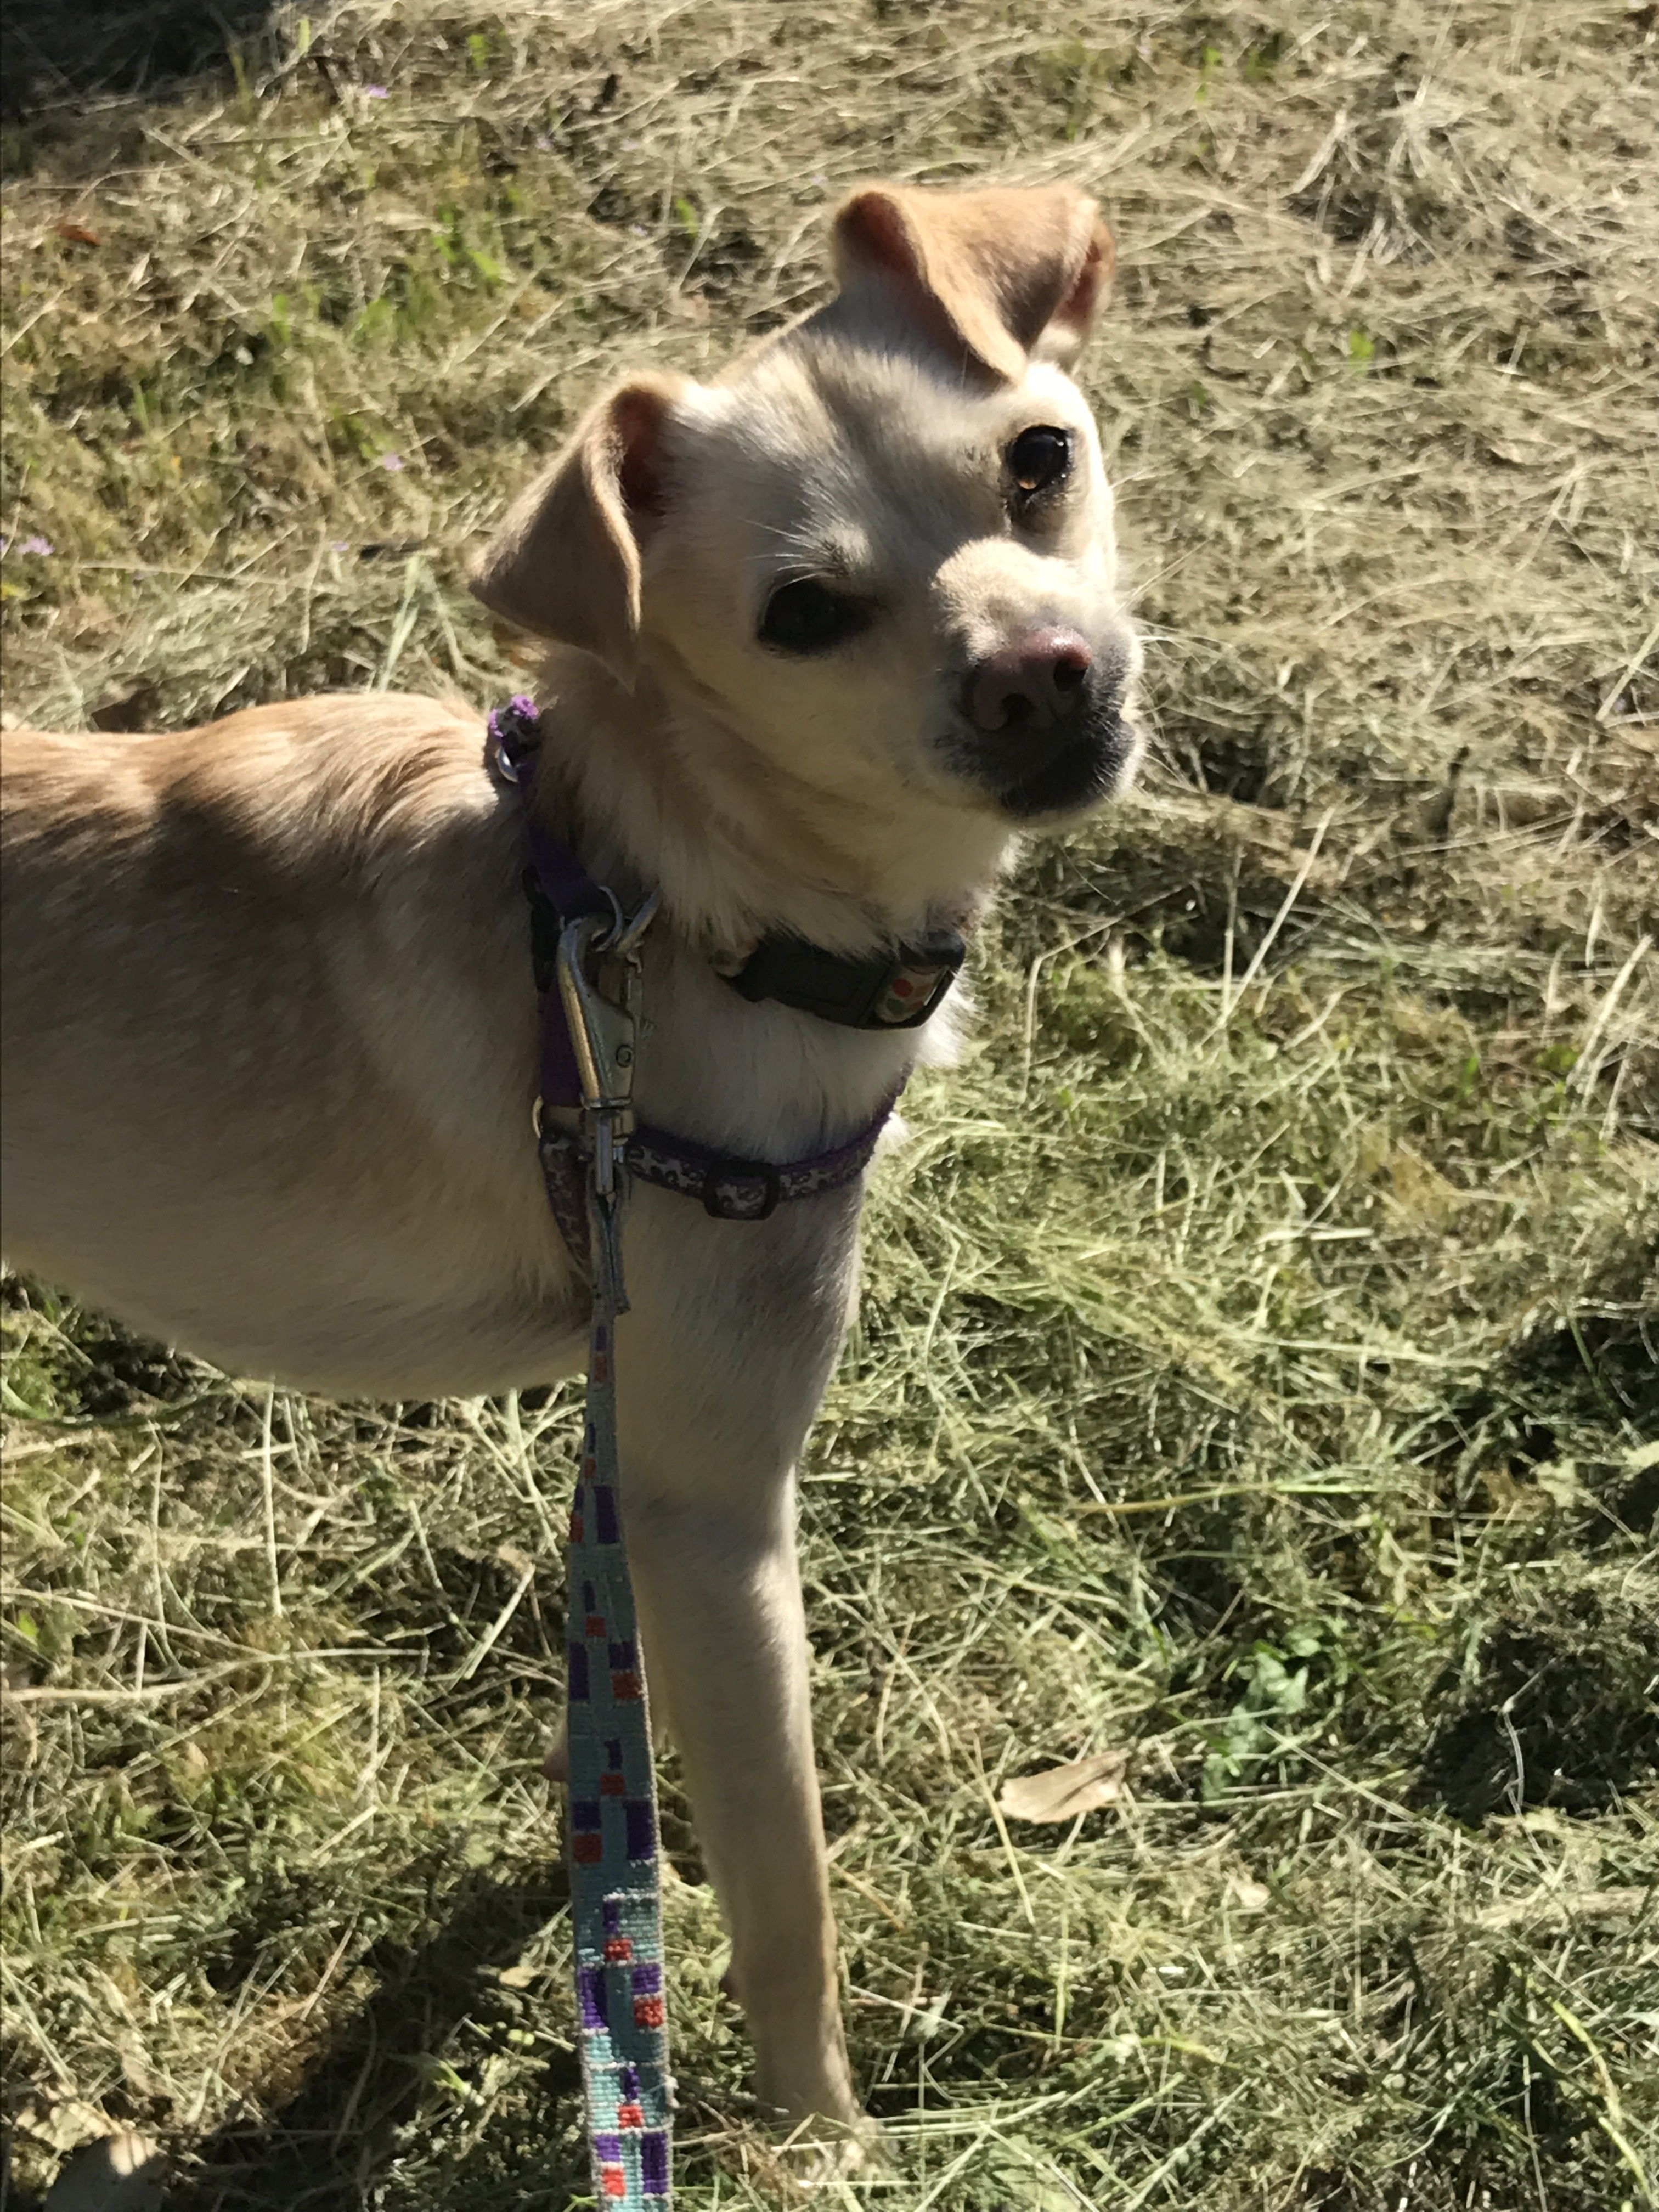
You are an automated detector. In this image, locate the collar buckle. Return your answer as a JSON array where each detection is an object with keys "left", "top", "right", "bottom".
[
  {"left": 703, "top": 1159, "right": 782, "bottom": 1221},
  {"left": 726, "top": 928, "right": 964, "bottom": 1030}
]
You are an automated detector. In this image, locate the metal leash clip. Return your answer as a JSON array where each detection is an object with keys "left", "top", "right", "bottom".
[{"left": 555, "top": 891, "right": 659, "bottom": 1308}]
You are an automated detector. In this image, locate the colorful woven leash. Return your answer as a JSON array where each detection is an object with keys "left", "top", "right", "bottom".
[
  {"left": 565, "top": 1252, "right": 673, "bottom": 2201},
  {"left": 488, "top": 698, "right": 674, "bottom": 2205},
  {"left": 556, "top": 905, "right": 674, "bottom": 2207}
]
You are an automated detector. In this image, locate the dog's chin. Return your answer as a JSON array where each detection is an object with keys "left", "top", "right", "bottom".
[{"left": 950, "top": 704, "right": 1137, "bottom": 825}]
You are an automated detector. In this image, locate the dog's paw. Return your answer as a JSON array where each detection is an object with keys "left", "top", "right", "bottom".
[{"left": 778, "top": 2111, "right": 889, "bottom": 2188}]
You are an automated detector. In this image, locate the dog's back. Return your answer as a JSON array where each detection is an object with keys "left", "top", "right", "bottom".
[{"left": 1, "top": 698, "right": 584, "bottom": 1393}]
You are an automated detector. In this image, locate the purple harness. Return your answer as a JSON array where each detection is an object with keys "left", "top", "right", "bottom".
[{"left": 487, "top": 696, "right": 901, "bottom": 1255}]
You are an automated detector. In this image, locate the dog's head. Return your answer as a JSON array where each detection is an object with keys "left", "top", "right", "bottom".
[{"left": 473, "top": 182, "right": 1139, "bottom": 837}]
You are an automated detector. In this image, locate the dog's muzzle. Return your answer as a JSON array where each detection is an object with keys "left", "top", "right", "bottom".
[{"left": 950, "top": 625, "right": 1135, "bottom": 820}]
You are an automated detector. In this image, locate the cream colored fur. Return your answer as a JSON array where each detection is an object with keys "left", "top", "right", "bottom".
[{"left": 1, "top": 182, "right": 1139, "bottom": 2149}]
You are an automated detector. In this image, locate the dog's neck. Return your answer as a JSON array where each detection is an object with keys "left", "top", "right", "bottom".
[{"left": 528, "top": 648, "right": 1013, "bottom": 959}]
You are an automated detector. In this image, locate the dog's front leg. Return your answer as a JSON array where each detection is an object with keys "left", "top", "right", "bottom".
[
  {"left": 613, "top": 1201, "right": 864, "bottom": 2134},
  {"left": 622, "top": 1485, "right": 856, "bottom": 2129}
]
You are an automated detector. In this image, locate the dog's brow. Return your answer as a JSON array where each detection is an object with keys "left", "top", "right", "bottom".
[
  {"left": 750, "top": 518, "right": 871, "bottom": 584},
  {"left": 750, "top": 521, "right": 818, "bottom": 547}
]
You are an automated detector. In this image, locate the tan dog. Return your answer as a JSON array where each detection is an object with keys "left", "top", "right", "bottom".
[{"left": 1, "top": 182, "right": 1140, "bottom": 2143}]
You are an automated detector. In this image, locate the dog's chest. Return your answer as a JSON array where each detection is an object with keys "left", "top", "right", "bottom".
[{"left": 631, "top": 935, "right": 918, "bottom": 1164}]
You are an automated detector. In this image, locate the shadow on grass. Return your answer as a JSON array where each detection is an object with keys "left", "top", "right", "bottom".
[
  {"left": 168, "top": 1865, "right": 582, "bottom": 2212},
  {"left": 1415, "top": 1570, "right": 1658, "bottom": 1822},
  {"left": 1412, "top": 1223, "right": 1659, "bottom": 1824},
  {"left": 1, "top": 1, "right": 312, "bottom": 124}
]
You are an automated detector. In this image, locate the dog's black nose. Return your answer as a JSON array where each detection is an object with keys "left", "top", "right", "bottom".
[{"left": 966, "top": 627, "right": 1092, "bottom": 733}]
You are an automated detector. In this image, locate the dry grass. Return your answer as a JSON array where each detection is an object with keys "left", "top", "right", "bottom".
[{"left": 3, "top": 3, "right": 1657, "bottom": 2207}]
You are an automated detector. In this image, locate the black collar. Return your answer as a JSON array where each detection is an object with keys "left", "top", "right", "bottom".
[
  {"left": 722, "top": 928, "right": 965, "bottom": 1030},
  {"left": 488, "top": 696, "right": 964, "bottom": 1035}
]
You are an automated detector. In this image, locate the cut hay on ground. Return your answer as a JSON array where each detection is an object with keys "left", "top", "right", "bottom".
[{"left": 3, "top": 5, "right": 1656, "bottom": 2208}]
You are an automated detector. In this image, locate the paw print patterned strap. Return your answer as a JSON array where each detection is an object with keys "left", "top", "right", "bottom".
[{"left": 540, "top": 1093, "right": 898, "bottom": 1230}]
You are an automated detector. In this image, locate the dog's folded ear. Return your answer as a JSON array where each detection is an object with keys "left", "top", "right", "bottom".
[
  {"left": 469, "top": 371, "right": 687, "bottom": 680},
  {"left": 831, "top": 182, "right": 1113, "bottom": 383}
]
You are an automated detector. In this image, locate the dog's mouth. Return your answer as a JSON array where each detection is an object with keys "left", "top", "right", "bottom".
[{"left": 946, "top": 687, "right": 1135, "bottom": 822}]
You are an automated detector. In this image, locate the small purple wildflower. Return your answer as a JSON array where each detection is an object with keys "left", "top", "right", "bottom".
[
  {"left": 380, "top": 453, "right": 404, "bottom": 473},
  {"left": 535, "top": 133, "right": 555, "bottom": 153},
  {"left": 21, "top": 534, "right": 54, "bottom": 556},
  {"left": 329, "top": 540, "right": 350, "bottom": 553},
  {"left": 364, "top": 84, "right": 389, "bottom": 99}
]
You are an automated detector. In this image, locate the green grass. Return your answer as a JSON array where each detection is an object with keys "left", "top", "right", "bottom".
[{"left": 3, "top": 4, "right": 1656, "bottom": 2207}]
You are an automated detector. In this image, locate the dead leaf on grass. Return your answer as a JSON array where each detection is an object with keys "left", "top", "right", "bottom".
[{"left": 998, "top": 1750, "right": 1128, "bottom": 1824}]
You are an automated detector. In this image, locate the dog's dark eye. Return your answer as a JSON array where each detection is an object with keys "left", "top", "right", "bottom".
[
  {"left": 757, "top": 578, "right": 874, "bottom": 655},
  {"left": 1007, "top": 425, "right": 1073, "bottom": 497}
]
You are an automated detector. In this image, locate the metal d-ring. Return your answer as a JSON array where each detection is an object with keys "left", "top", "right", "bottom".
[
  {"left": 592, "top": 885, "right": 627, "bottom": 949},
  {"left": 611, "top": 888, "right": 661, "bottom": 959},
  {"left": 488, "top": 735, "right": 523, "bottom": 786}
]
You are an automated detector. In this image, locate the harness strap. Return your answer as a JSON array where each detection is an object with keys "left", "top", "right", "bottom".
[
  {"left": 544, "top": 1096, "right": 893, "bottom": 1220},
  {"left": 489, "top": 694, "right": 904, "bottom": 1255}
]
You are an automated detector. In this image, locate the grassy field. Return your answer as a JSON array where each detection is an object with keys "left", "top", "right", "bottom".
[{"left": 2, "top": 3, "right": 1656, "bottom": 2207}]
